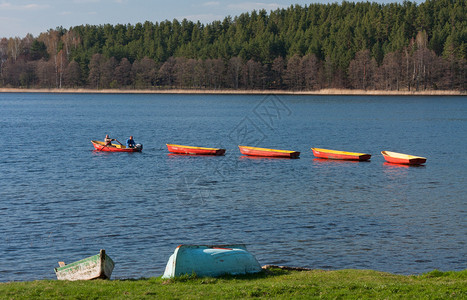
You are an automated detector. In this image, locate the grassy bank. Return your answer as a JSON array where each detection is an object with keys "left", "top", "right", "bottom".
[
  {"left": 1, "top": 268, "right": 465, "bottom": 299},
  {"left": 0, "top": 88, "right": 465, "bottom": 96}
]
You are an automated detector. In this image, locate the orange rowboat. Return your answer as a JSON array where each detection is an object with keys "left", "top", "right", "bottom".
[
  {"left": 166, "top": 144, "right": 226, "bottom": 156},
  {"left": 311, "top": 148, "right": 371, "bottom": 161},
  {"left": 381, "top": 151, "right": 426, "bottom": 165},
  {"left": 238, "top": 145, "right": 300, "bottom": 158}
]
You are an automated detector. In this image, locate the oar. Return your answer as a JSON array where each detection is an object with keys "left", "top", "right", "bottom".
[
  {"left": 98, "top": 142, "right": 108, "bottom": 151},
  {"left": 96, "top": 140, "right": 112, "bottom": 151},
  {"left": 115, "top": 139, "right": 124, "bottom": 148}
]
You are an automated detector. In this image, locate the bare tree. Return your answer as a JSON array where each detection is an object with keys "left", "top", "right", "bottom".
[
  {"left": 64, "top": 60, "right": 82, "bottom": 88},
  {"left": 56, "top": 49, "right": 67, "bottom": 88},
  {"left": 402, "top": 39, "right": 416, "bottom": 91},
  {"left": 271, "top": 56, "right": 285, "bottom": 89},
  {"left": 377, "top": 51, "right": 403, "bottom": 90},
  {"left": 2, "top": 58, "right": 22, "bottom": 86},
  {"left": 209, "top": 58, "right": 224, "bottom": 89},
  {"left": 100, "top": 57, "right": 118, "bottom": 88},
  {"left": 284, "top": 54, "right": 302, "bottom": 90},
  {"left": 413, "top": 31, "right": 429, "bottom": 90},
  {"left": 2, "top": 59, "right": 35, "bottom": 87},
  {"left": 242, "top": 59, "right": 262, "bottom": 89},
  {"left": 38, "top": 30, "right": 61, "bottom": 87},
  {"left": 301, "top": 54, "right": 319, "bottom": 90},
  {"left": 0, "top": 38, "right": 8, "bottom": 85},
  {"left": 158, "top": 57, "right": 176, "bottom": 87},
  {"left": 227, "top": 56, "right": 243, "bottom": 89},
  {"left": 61, "top": 29, "right": 81, "bottom": 60},
  {"left": 132, "top": 57, "right": 156, "bottom": 88},
  {"left": 173, "top": 57, "right": 188, "bottom": 88},
  {"left": 7, "top": 37, "right": 22, "bottom": 62},
  {"left": 36, "top": 59, "right": 55, "bottom": 88},
  {"left": 203, "top": 59, "right": 214, "bottom": 89},
  {"left": 21, "top": 34, "right": 34, "bottom": 59},
  {"left": 186, "top": 58, "right": 201, "bottom": 88},
  {"left": 348, "top": 49, "right": 376, "bottom": 90},
  {"left": 321, "top": 56, "right": 333, "bottom": 88},
  {"left": 88, "top": 53, "right": 104, "bottom": 89},
  {"left": 114, "top": 58, "right": 132, "bottom": 87}
]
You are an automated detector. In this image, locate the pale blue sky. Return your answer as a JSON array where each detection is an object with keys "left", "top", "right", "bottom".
[{"left": 1, "top": 0, "right": 424, "bottom": 38}]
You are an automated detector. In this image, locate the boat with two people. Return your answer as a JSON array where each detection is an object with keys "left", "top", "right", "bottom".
[{"left": 91, "top": 140, "right": 142, "bottom": 152}]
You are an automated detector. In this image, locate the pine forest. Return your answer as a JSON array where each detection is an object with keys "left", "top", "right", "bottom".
[{"left": 0, "top": 0, "right": 465, "bottom": 91}]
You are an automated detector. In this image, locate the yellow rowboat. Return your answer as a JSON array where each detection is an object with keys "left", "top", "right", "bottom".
[
  {"left": 238, "top": 145, "right": 300, "bottom": 158},
  {"left": 381, "top": 151, "right": 426, "bottom": 165},
  {"left": 166, "top": 144, "right": 226, "bottom": 155},
  {"left": 311, "top": 148, "right": 371, "bottom": 161}
]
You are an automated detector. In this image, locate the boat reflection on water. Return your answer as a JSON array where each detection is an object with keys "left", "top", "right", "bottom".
[
  {"left": 239, "top": 155, "right": 300, "bottom": 160},
  {"left": 383, "top": 162, "right": 409, "bottom": 169},
  {"left": 167, "top": 153, "right": 228, "bottom": 159},
  {"left": 167, "top": 153, "right": 225, "bottom": 158},
  {"left": 383, "top": 162, "right": 425, "bottom": 169},
  {"left": 312, "top": 158, "right": 360, "bottom": 165},
  {"left": 382, "top": 161, "right": 426, "bottom": 180},
  {"left": 91, "top": 150, "right": 137, "bottom": 156}
]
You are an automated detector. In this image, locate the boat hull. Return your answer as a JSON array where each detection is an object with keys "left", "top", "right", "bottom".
[
  {"left": 54, "top": 249, "right": 115, "bottom": 281},
  {"left": 381, "top": 151, "right": 426, "bottom": 165},
  {"left": 166, "top": 144, "right": 225, "bottom": 155},
  {"left": 92, "top": 140, "right": 142, "bottom": 152},
  {"left": 238, "top": 146, "right": 300, "bottom": 158},
  {"left": 162, "top": 245, "right": 262, "bottom": 278},
  {"left": 311, "top": 148, "right": 371, "bottom": 161}
]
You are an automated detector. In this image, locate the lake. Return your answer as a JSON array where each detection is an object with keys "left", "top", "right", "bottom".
[{"left": 0, "top": 93, "right": 465, "bottom": 281}]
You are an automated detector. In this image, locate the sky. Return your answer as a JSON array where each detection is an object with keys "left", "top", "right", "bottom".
[{"left": 0, "top": 0, "right": 424, "bottom": 38}]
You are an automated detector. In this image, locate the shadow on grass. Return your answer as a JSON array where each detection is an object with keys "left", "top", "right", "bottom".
[
  {"left": 219, "top": 268, "right": 293, "bottom": 280},
  {"left": 117, "top": 277, "right": 153, "bottom": 282},
  {"left": 161, "top": 268, "right": 295, "bottom": 284}
]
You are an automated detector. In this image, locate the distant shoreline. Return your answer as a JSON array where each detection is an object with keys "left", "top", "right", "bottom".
[{"left": 0, "top": 88, "right": 465, "bottom": 96}]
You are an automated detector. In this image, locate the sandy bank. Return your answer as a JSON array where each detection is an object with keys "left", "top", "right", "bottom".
[{"left": 0, "top": 88, "right": 464, "bottom": 96}]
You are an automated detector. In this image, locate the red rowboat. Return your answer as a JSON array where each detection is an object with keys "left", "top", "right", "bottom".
[
  {"left": 381, "top": 151, "right": 426, "bottom": 165},
  {"left": 311, "top": 148, "right": 371, "bottom": 161},
  {"left": 238, "top": 145, "right": 300, "bottom": 158},
  {"left": 91, "top": 140, "right": 142, "bottom": 152},
  {"left": 166, "top": 144, "right": 226, "bottom": 155}
]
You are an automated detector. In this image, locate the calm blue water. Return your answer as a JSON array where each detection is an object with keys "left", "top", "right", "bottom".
[{"left": 0, "top": 93, "right": 466, "bottom": 281}]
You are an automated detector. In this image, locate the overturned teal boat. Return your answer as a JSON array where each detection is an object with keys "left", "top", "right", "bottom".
[{"left": 162, "top": 244, "right": 262, "bottom": 278}]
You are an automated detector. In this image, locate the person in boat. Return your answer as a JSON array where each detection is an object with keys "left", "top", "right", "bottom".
[
  {"left": 126, "top": 136, "right": 136, "bottom": 148},
  {"left": 104, "top": 134, "right": 115, "bottom": 146}
]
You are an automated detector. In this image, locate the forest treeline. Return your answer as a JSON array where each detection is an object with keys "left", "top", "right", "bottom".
[{"left": 0, "top": 0, "right": 465, "bottom": 91}]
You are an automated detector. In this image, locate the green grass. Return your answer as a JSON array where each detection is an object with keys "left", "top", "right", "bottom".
[{"left": 1, "top": 269, "right": 466, "bottom": 299}]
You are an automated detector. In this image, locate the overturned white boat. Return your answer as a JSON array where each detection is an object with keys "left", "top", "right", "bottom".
[{"left": 162, "top": 244, "right": 262, "bottom": 278}]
